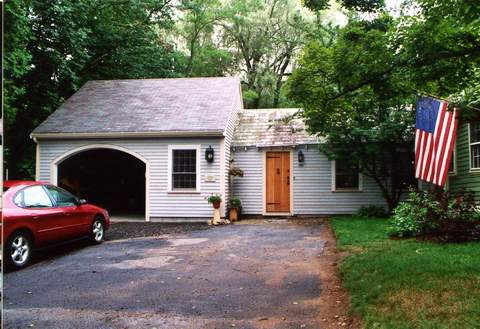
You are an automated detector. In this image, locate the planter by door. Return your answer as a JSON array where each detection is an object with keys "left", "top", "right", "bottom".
[{"left": 266, "top": 152, "right": 290, "bottom": 213}]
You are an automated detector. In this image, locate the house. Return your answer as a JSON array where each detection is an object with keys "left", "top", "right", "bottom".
[
  {"left": 448, "top": 115, "right": 480, "bottom": 199},
  {"left": 32, "top": 77, "right": 386, "bottom": 221}
]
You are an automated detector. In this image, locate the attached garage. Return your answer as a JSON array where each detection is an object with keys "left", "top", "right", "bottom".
[{"left": 31, "top": 77, "right": 243, "bottom": 221}]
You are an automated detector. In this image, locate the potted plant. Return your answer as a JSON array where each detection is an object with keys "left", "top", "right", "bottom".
[
  {"left": 207, "top": 194, "right": 222, "bottom": 209},
  {"left": 229, "top": 197, "right": 242, "bottom": 221}
]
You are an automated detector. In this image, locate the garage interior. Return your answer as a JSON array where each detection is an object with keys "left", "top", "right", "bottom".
[{"left": 58, "top": 149, "right": 146, "bottom": 219}]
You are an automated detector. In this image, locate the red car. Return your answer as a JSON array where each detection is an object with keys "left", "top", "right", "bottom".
[{"left": 2, "top": 181, "right": 110, "bottom": 270}]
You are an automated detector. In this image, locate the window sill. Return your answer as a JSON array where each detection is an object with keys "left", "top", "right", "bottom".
[
  {"left": 167, "top": 191, "right": 201, "bottom": 195},
  {"left": 332, "top": 189, "right": 363, "bottom": 193},
  {"left": 469, "top": 169, "right": 480, "bottom": 174}
]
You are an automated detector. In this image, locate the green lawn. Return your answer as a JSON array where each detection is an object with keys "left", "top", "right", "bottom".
[{"left": 331, "top": 216, "right": 480, "bottom": 329}]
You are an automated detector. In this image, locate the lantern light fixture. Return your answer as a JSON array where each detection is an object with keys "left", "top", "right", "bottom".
[
  {"left": 298, "top": 150, "right": 305, "bottom": 163},
  {"left": 205, "top": 145, "right": 214, "bottom": 163}
]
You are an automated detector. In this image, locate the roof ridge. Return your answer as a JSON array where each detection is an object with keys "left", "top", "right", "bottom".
[{"left": 88, "top": 76, "right": 241, "bottom": 83}]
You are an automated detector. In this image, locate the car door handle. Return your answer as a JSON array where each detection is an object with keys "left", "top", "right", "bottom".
[
  {"left": 33, "top": 215, "right": 40, "bottom": 220},
  {"left": 63, "top": 212, "right": 72, "bottom": 216}
]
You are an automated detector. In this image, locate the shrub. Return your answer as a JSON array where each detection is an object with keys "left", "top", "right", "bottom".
[
  {"left": 388, "top": 188, "right": 480, "bottom": 241},
  {"left": 357, "top": 205, "right": 387, "bottom": 218}
]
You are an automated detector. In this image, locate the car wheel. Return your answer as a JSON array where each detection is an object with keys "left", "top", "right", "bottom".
[
  {"left": 90, "top": 217, "right": 105, "bottom": 244},
  {"left": 6, "top": 231, "right": 33, "bottom": 270}
]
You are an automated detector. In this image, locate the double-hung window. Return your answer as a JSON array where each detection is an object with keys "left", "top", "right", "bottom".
[
  {"left": 169, "top": 145, "right": 200, "bottom": 191},
  {"left": 332, "top": 159, "right": 362, "bottom": 191},
  {"left": 471, "top": 121, "right": 480, "bottom": 170}
]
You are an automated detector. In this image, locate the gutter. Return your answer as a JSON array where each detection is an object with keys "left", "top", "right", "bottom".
[{"left": 30, "top": 130, "right": 225, "bottom": 140}]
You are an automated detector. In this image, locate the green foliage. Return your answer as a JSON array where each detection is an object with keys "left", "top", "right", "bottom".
[
  {"left": 4, "top": 0, "right": 185, "bottom": 179},
  {"left": 304, "top": 0, "right": 385, "bottom": 12},
  {"left": 207, "top": 194, "right": 222, "bottom": 204},
  {"left": 331, "top": 216, "right": 480, "bottom": 328},
  {"left": 388, "top": 189, "right": 480, "bottom": 241},
  {"left": 357, "top": 205, "right": 387, "bottom": 218},
  {"left": 229, "top": 197, "right": 242, "bottom": 209},
  {"left": 288, "top": 0, "right": 480, "bottom": 210},
  {"left": 189, "top": 45, "right": 232, "bottom": 77},
  {"left": 220, "top": 0, "right": 316, "bottom": 108},
  {"left": 387, "top": 192, "right": 433, "bottom": 237},
  {"left": 177, "top": 0, "right": 230, "bottom": 76}
]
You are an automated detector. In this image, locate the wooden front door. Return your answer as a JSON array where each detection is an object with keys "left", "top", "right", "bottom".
[{"left": 266, "top": 152, "right": 290, "bottom": 213}]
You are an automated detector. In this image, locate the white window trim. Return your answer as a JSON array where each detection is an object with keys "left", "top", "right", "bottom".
[
  {"left": 331, "top": 159, "right": 363, "bottom": 192},
  {"left": 469, "top": 122, "right": 480, "bottom": 172},
  {"left": 449, "top": 141, "right": 457, "bottom": 175},
  {"left": 168, "top": 144, "right": 201, "bottom": 192}
]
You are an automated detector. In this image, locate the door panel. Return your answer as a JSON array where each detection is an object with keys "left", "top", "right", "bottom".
[
  {"left": 44, "top": 185, "right": 91, "bottom": 238},
  {"left": 266, "top": 152, "right": 290, "bottom": 213}
]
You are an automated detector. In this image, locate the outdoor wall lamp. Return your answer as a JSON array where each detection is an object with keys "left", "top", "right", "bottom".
[
  {"left": 298, "top": 150, "right": 305, "bottom": 163},
  {"left": 205, "top": 145, "right": 214, "bottom": 163}
]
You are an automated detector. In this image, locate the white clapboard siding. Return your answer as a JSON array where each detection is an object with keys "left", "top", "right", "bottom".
[
  {"left": 223, "top": 87, "right": 243, "bottom": 207},
  {"left": 37, "top": 138, "right": 223, "bottom": 220},
  {"left": 232, "top": 146, "right": 387, "bottom": 215},
  {"left": 230, "top": 148, "right": 264, "bottom": 214}
]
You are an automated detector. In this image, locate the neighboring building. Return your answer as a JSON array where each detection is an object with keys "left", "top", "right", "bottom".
[
  {"left": 32, "top": 77, "right": 385, "bottom": 221},
  {"left": 448, "top": 116, "right": 480, "bottom": 199}
]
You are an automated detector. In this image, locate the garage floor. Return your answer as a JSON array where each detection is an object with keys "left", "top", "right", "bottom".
[{"left": 4, "top": 220, "right": 331, "bottom": 329}]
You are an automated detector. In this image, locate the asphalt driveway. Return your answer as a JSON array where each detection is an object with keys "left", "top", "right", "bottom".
[{"left": 4, "top": 219, "right": 329, "bottom": 329}]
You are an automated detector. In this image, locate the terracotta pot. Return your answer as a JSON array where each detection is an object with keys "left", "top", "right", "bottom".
[
  {"left": 229, "top": 208, "right": 238, "bottom": 222},
  {"left": 212, "top": 201, "right": 221, "bottom": 209}
]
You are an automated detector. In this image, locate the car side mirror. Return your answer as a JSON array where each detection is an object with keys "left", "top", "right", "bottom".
[{"left": 77, "top": 199, "right": 87, "bottom": 206}]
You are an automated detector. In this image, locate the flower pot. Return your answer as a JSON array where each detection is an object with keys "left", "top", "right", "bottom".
[
  {"left": 229, "top": 208, "right": 238, "bottom": 222},
  {"left": 212, "top": 201, "right": 221, "bottom": 209}
]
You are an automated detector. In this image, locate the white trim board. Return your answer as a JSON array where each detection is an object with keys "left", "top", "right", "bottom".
[{"left": 469, "top": 122, "right": 480, "bottom": 172}]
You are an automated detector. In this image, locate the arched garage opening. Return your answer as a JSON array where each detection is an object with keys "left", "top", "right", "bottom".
[{"left": 55, "top": 146, "right": 147, "bottom": 220}]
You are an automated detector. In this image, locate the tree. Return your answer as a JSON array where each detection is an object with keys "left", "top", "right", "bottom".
[
  {"left": 4, "top": 0, "right": 185, "bottom": 179},
  {"left": 176, "top": 0, "right": 232, "bottom": 77},
  {"left": 220, "top": 0, "right": 315, "bottom": 108},
  {"left": 288, "top": 0, "right": 480, "bottom": 211}
]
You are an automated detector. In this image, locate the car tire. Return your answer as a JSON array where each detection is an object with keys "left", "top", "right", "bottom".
[
  {"left": 5, "top": 231, "right": 33, "bottom": 270},
  {"left": 90, "top": 216, "right": 105, "bottom": 244}
]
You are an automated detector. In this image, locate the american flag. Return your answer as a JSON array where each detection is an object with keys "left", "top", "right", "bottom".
[{"left": 415, "top": 96, "right": 458, "bottom": 187}]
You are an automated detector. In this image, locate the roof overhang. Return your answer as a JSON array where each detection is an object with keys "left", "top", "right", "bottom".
[{"left": 31, "top": 130, "right": 225, "bottom": 140}]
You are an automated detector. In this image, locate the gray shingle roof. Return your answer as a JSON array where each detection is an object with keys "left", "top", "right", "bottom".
[
  {"left": 32, "top": 77, "right": 241, "bottom": 135},
  {"left": 231, "top": 108, "right": 320, "bottom": 147}
]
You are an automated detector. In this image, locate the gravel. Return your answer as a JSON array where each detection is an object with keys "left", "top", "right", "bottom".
[{"left": 105, "top": 221, "right": 212, "bottom": 241}]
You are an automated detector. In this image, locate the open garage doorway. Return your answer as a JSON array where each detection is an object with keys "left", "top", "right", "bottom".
[{"left": 57, "top": 148, "right": 146, "bottom": 220}]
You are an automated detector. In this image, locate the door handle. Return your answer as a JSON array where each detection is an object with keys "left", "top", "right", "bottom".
[
  {"left": 63, "top": 212, "right": 72, "bottom": 216},
  {"left": 287, "top": 176, "right": 290, "bottom": 185},
  {"left": 33, "top": 216, "right": 40, "bottom": 220}
]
